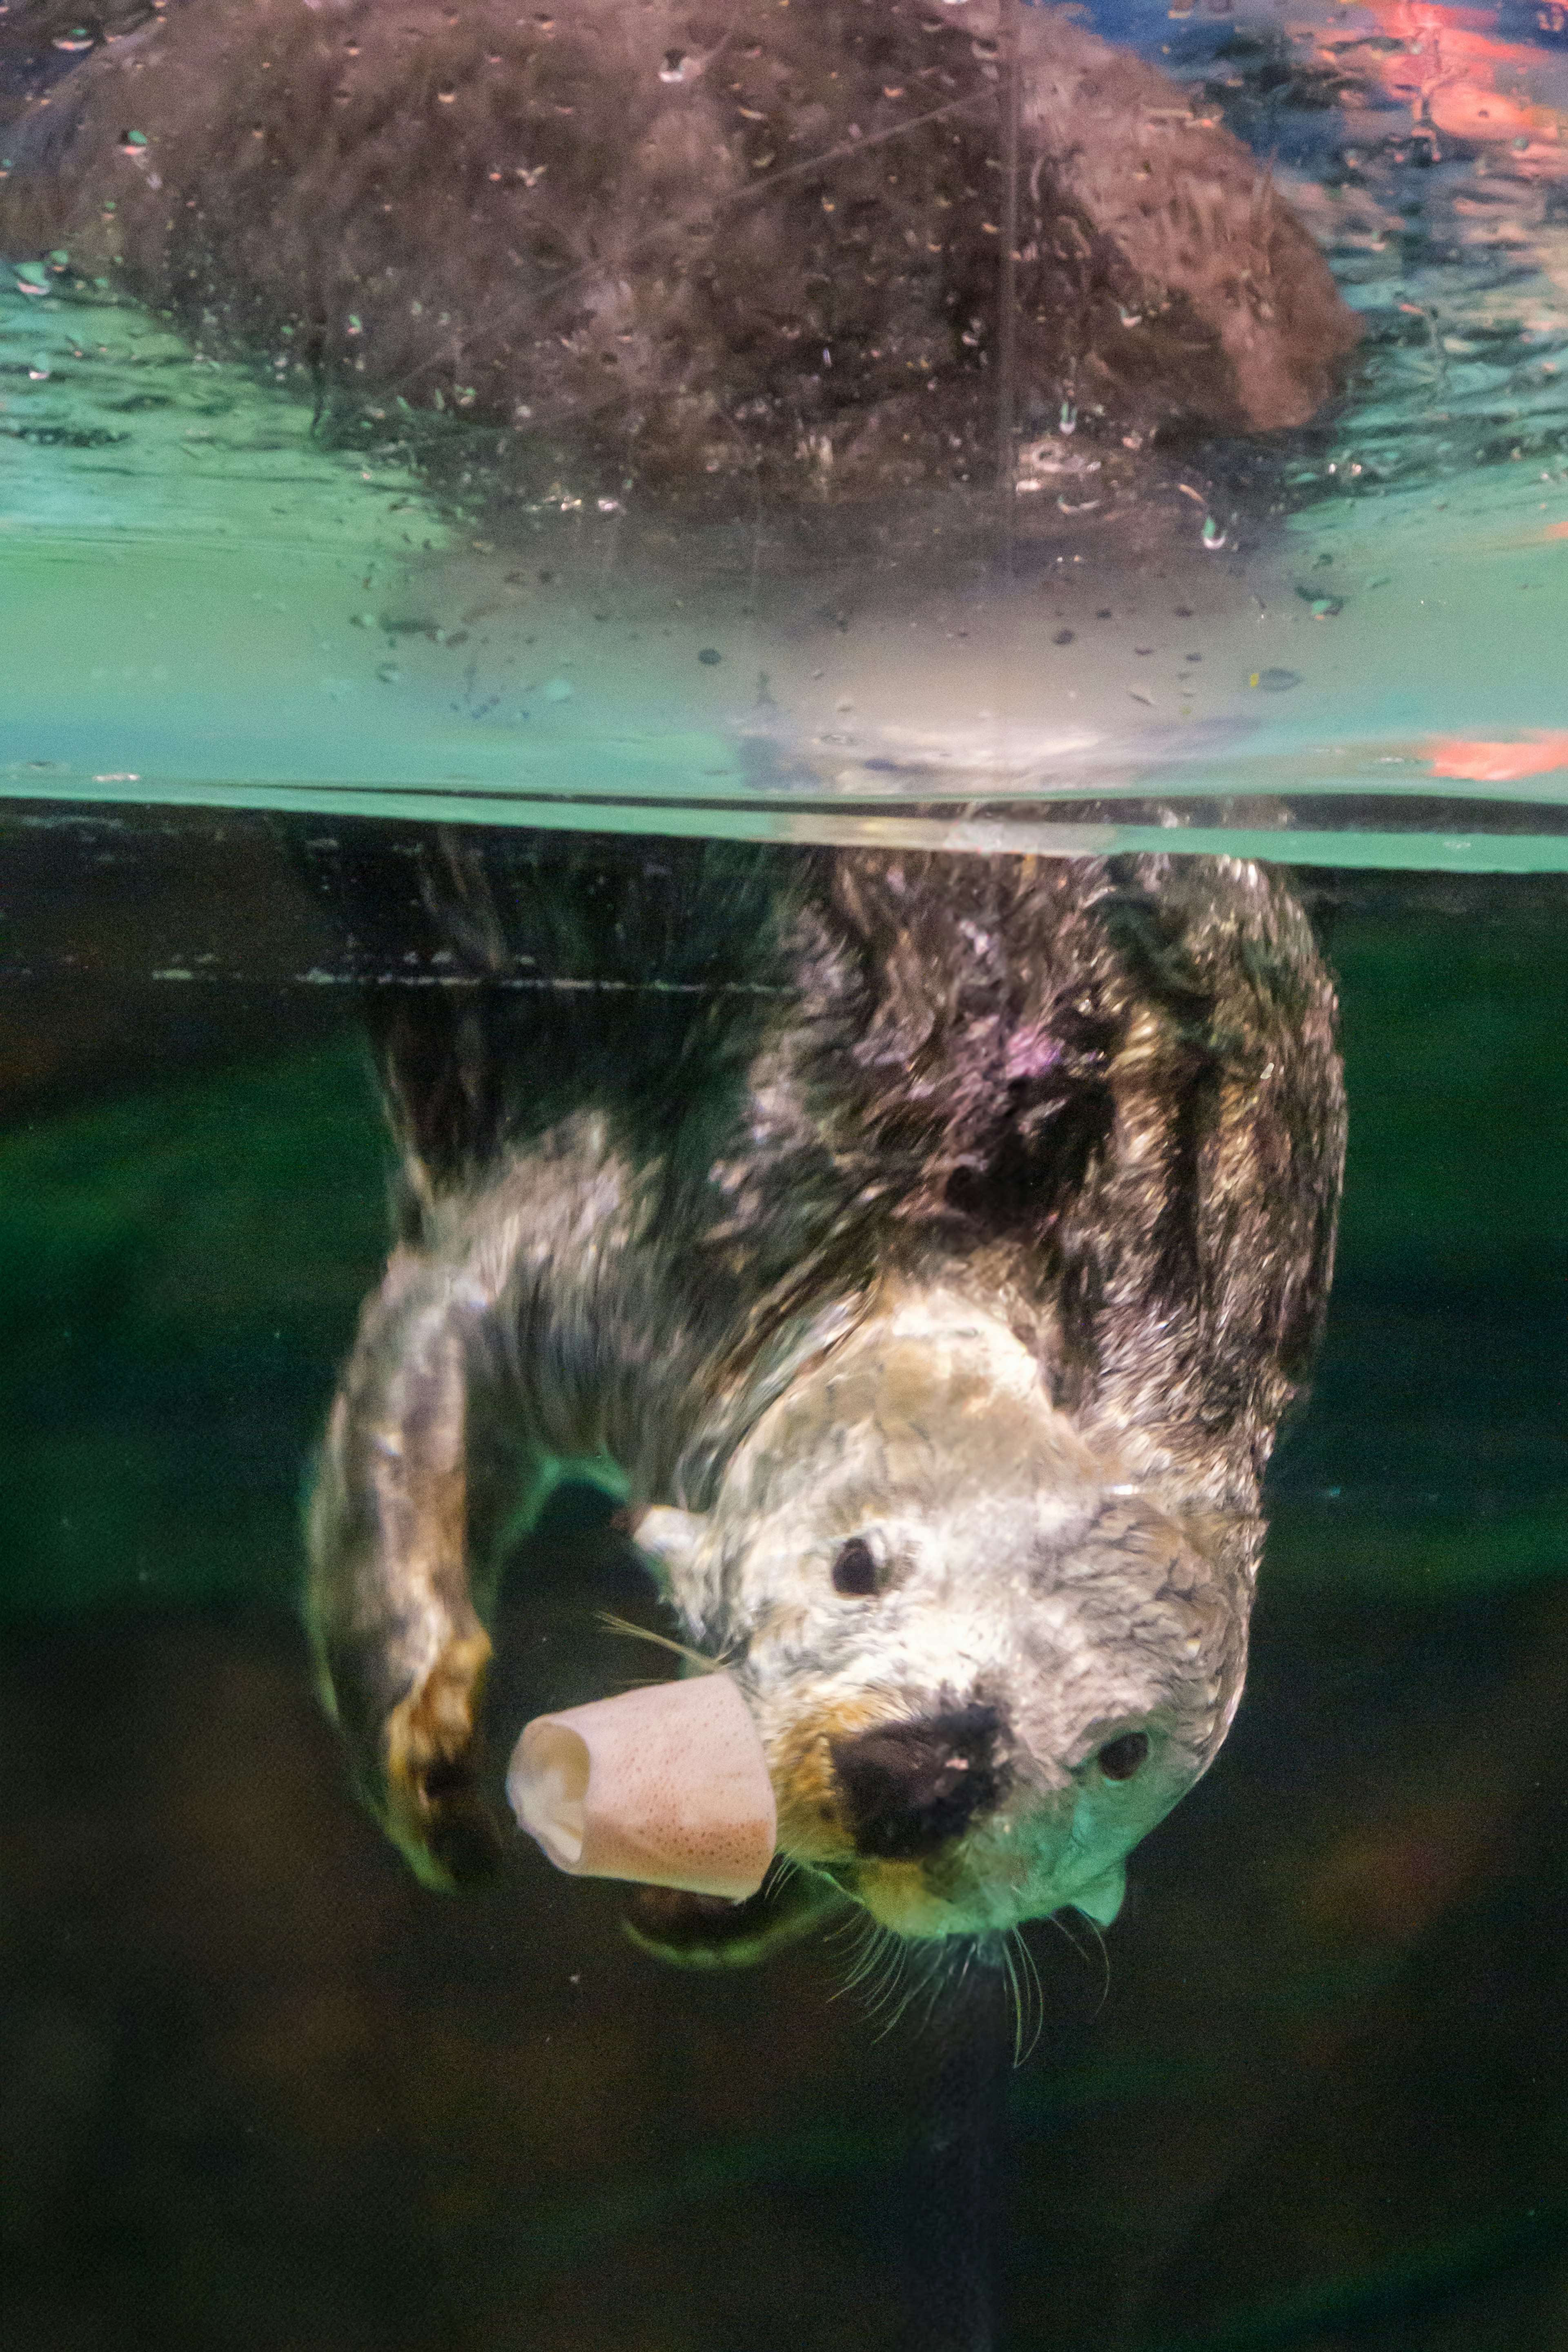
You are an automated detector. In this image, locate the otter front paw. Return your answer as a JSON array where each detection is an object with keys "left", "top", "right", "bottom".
[{"left": 381, "top": 1629, "right": 503, "bottom": 1889}]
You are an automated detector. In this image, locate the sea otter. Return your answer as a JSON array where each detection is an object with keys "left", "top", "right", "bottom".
[
  {"left": 0, "top": 0, "right": 1357, "bottom": 499},
  {"left": 299, "top": 831, "right": 1343, "bottom": 1957}
]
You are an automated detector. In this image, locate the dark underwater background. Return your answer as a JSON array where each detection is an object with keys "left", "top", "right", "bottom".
[{"left": 2, "top": 806, "right": 1566, "bottom": 2352}]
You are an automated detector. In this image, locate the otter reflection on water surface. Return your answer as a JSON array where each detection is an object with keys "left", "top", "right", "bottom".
[
  {"left": 305, "top": 842, "right": 1344, "bottom": 1958},
  {"left": 0, "top": 0, "right": 1356, "bottom": 487}
]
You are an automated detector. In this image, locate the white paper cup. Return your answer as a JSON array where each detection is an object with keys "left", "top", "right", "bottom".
[{"left": 506, "top": 1670, "right": 777, "bottom": 1901}]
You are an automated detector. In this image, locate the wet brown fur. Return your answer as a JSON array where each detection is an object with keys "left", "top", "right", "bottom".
[{"left": 1, "top": 0, "right": 1357, "bottom": 498}]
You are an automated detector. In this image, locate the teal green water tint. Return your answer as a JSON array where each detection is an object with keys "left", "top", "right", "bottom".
[
  {"left": 1267, "top": 887, "right": 1568, "bottom": 1596},
  {"left": 3, "top": 154, "right": 1568, "bottom": 865},
  {"left": 4, "top": 3, "right": 1568, "bottom": 849},
  {"left": 8, "top": 0, "right": 1568, "bottom": 863},
  {"left": 0, "top": 1043, "right": 386, "bottom": 1618},
  {"left": 4, "top": 274, "right": 1568, "bottom": 863}
]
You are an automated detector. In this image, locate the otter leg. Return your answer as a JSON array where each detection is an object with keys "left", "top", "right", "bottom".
[{"left": 307, "top": 1251, "right": 505, "bottom": 1888}]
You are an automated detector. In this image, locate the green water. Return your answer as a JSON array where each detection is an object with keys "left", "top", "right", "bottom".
[{"left": 2, "top": 816, "right": 1566, "bottom": 2350}]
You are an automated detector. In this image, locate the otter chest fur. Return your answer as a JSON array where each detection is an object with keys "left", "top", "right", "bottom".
[{"left": 303, "top": 838, "right": 1343, "bottom": 1950}]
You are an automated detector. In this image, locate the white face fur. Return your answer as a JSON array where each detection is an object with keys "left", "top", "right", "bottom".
[{"left": 641, "top": 1287, "right": 1246, "bottom": 1940}]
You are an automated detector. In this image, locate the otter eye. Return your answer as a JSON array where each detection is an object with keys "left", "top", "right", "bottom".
[
  {"left": 831, "top": 1538, "right": 880, "bottom": 1597},
  {"left": 1097, "top": 1731, "right": 1149, "bottom": 1782}
]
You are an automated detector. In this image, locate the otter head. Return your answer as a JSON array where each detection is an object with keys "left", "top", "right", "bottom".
[{"left": 641, "top": 1290, "right": 1250, "bottom": 1940}]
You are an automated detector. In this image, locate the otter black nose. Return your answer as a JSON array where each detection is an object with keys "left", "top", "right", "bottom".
[{"left": 830, "top": 1704, "right": 1005, "bottom": 1862}]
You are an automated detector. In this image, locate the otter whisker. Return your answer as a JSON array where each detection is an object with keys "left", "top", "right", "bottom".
[
  {"left": 1023, "top": 1929, "right": 1048, "bottom": 2062},
  {"left": 1046, "top": 1906, "right": 1090, "bottom": 1963},
  {"left": 1080, "top": 1912, "right": 1112, "bottom": 2022},
  {"left": 995, "top": 1932, "right": 1024, "bottom": 2066},
  {"left": 832, "top": 1916, "right": 893, "bottom": 2001},
  {"left": 1047, "top": 1906, "right": 1112, "bottom": 2018},
  {"left": 1008, "top": 1928, "right": 1046, "bottom": 2067},
  {"left": 992, "top": 1928, "right": 1020, "bottom": 2060},
  {"left": 595, "top": 1611, "right": 729, "bottom": 1674},
  {"left": 944, "top": 1936, "right": 976, "bottom": 2005},
  {"left": 866, "top": 1933, "right": 911, "bottom": 2015},
  {"left": 869, "top": 1942, "right": 931, "bottom": 2041},
  {"left": 912, "top": 1945, "right": 954, "bottom": 2038},
  {"left": 824, "top": 1904, "right": 870, "bottom": 1949},
  {"left": 840, "top": 1931, "right": 884, "bottom": 1996},
  {"left": 862, "top": 1931, "right": 916, "bottom": 2029}
]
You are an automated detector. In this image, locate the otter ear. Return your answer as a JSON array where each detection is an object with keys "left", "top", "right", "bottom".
[
  {"left": 1070, "top": 1860, "right": 1127, "bottom": 1929},
  {"left": 635, "top": 1506, "right": 707, "bottom": 1591}
]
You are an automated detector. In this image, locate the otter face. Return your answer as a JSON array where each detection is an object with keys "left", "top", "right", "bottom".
[{"left": 642, "top": 1294, "right": 1248, "bottom": 1940}]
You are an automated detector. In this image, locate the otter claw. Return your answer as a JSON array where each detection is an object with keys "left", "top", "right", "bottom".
[
  {"left": 415, "top": 1780, "right": 505, "bottom": 1889},
  {"left": 379, "top": 1629, "right": 499, "bottom": 1888},
  {"left": 383, "top": 1750, "right": 503, "bottom": 1889},
  {"left": 385, "top": 1747, "right": 503, "bottom": 1888}
]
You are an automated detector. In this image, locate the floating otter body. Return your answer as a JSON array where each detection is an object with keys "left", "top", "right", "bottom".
[
  {"left": 302, "top": 835, "right": 1343, "bottom": 1950},
  {"left": 1, "top": 0, "right": 1356, "bottom": 499}
]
